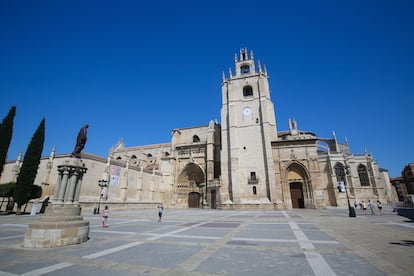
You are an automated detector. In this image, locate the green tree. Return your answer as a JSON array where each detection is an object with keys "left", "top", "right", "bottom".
[
  {"left": 14, "top": 118, "right": 45, "bottom": 215},
  {"left": 0, "top": 106, "right": 16, "bottom": 177},
  {"left": 0, "top": 182, "right": 15, "bottom": 211}
]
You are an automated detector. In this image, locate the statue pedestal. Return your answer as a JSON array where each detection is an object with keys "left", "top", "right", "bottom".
[
  {"left": 23, "top": 205, "right": 89, "bottom": 248},
  {"left": 23, "top": 158, "right": 89, "bottom": 248}
]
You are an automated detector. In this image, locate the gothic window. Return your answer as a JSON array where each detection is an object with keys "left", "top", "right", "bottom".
[
  {"left": 358, "top": 164, "right": 370, "bottom": 186},
  {"left": 253, "top": 186, "right": 257, "bottom": 195},
  {"left": 243, "top": 85, "right": 253, "bottom": 97},
  {"left": 147, "top": 153, "right": 152, "bottom": 158},
  {"left": 193, "top": 135, "right": 200, "bottom": 142},
  {"left": 131, "top": 155, "right": 137, "bottom": 160},
  {"left": 240, "top": 64, "right": 250, "bottom": 74},
  {"left": 116, "top": 156, "right": 122, "bottom": 160},
  {"left": 334, "top": 163, "right": 345, "bottom": 183}
]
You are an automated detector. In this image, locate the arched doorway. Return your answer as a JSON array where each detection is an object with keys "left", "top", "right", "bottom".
[
  {"left": 177, "top": 163, "right": 205, "bottom": 208},
  {"left": 287, "top": 163, "right": 313, "bottom": 209}
]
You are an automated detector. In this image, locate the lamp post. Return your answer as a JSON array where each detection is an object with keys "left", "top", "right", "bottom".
[
  {"left": 343, "top": 165, "right": 356, "bottom": 217},
  {"left": 96, "top": 179, "right": 108, "bottom": 214}
]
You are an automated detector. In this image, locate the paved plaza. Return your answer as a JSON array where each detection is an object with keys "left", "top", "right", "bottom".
[{"left": 0, "top": 206, "right": 413, "bottom": 275}]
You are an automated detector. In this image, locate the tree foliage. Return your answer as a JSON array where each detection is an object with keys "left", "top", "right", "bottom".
[
  {"left": 0, "top": 106, "right": 16, "bottom": 177},
  {"left": 14, "top": 118, "right": 45, "bottom": 214},
  {"left": 0, "top": 182, "right": 16, "bottom": 197}
]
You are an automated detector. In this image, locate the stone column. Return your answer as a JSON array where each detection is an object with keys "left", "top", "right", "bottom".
[{"left": 23, "top": 158, "right": 89, "bottom": 248}]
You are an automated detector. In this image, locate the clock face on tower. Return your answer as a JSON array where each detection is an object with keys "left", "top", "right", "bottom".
[{"left": 243, "top": 107, "right": 252, "bottom": 117}]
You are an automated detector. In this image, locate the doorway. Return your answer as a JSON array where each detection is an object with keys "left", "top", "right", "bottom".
[
  {"left": 188, "top": 192, "right": 200, "bottom": 208},
  {"left": 290, "top": 182, "right": 304, "bottom": 208}
]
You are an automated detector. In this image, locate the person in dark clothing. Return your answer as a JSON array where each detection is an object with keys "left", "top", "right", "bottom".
[{"left": 71, "top": 124, "right": 89, "bottom": 158}]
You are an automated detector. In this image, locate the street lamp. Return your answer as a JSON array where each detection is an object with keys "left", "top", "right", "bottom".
[
  {"left": 96, "top": 179, "right": 108, "bottom": 214},
  {"left": 343, "top": 165, "right": 356, "bottom": 218}
]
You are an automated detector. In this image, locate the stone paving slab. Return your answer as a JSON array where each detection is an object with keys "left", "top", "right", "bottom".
[{"left": 0, "top": 207, "right": 412, "bottom": 275}]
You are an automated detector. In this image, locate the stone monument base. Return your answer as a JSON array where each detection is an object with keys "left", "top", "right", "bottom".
[{"left": 23, "top": 205, "right": 89, "bottom": 248}]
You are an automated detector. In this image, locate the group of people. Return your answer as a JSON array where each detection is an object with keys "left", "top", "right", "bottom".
[
  {"left": 100, "top": 203, "right": 164, "bottom": 228},
  {"left": 353, "top": 200, "right": 383, "bottom": 215}
]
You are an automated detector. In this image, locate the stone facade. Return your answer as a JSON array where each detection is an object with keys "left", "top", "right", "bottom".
[{"left": 0, "top": 49, "right": 394, "bottom": 211}]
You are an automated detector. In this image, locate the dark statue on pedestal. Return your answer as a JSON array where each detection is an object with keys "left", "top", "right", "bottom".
[{"left": 71, "top": 124, "right": 89, "bottom": 158}]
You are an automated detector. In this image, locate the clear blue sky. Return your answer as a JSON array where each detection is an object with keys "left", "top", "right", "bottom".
[{"left": 0, "top": 0, "right": 413, "bottom": 177}]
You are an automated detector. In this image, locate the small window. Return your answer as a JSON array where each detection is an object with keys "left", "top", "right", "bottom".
[
  {"left": 253, "top": 186, "right": 257, "bottom": 195},
  {"left": 241, "top": 64, "right": 250, "bottom": 74},
  {"left": 193, "top": 135, "right": 200, "bottom": 143},
  {"left": 250, "top": 172, "right": 257, "bottom": 180},
  {"left": 243, "top": 86, "right": 253, "bottom": 97},
  {"left": 147, "top": 153, "right": 152, "bottom": 158}
]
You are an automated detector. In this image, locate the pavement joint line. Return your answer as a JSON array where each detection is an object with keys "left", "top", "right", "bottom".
[
  {"left": 284, "top": 211, "right": 337, "bottom": 276},
  {"left": 20, "top": 262, "right": 73, "bottom": 276},
  {"left": 91, "top": 230, "right": 136, "bottom": 235},
  {"left": 89, "top": 219, "right": 146, "bottom": 228},
  {"left": 83, "top": 240, "right": 144, "bottom": 259},
  {"left": 0, "top": 224, "right": 27, "bottom": 228},
  {"left": 145, "top": 222, "right": 207, "bottom": 241},
  {"left": 143, "top": 233, "right": 220, "bottom": 240},
  {"left": 380, "top": 222, "right": 414, "bottom": 229},
  {"left": 250, "top": 222, "right": 301, "bottom": 225},
  {"left": 231, "top": 237, "right": 339, "bottom": 244},
  {"left": 0, "top": 271, "right": 17, "bottom": 276},
  {"left": 0, "top": 235, "right": 24, "bottom": 241}
]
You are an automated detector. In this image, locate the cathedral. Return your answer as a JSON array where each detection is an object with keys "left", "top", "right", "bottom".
[{"left": 1, "top": 49, "right": 395, "bottom": 210}]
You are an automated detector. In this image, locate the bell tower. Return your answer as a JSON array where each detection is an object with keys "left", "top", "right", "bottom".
[{"left": 220, "top": 48, "right": 278, "bottom": 206}]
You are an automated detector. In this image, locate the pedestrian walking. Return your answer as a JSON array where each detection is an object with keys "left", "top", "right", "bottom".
[
  {"left": 102, "top": 205, "right": 109, "bottom": 227},
  {"left": 367, "top": 200, "right": 375, "bottom": 215},
  {"left": 353, "top": 200, "right": 358, "bottom": 209},
  {"left": 157, "top": 203, "right": 164, "bottom": 222},
  {"left": 361, "top": 200, "right": 367, "bottom": 215},
  {"left": 377, "top": 200, "right": 383, "bottom": 215}
]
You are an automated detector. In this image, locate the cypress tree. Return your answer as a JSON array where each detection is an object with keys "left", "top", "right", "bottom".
[
  {"left": 0, "top": 106, "right": 16, "bottom": 177},
  {"left": 14, "top": 118, "right": 45, "bottom": 215}
]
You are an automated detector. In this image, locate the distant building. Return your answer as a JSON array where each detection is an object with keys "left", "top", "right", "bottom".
[
  {"left": 390, "top": 163, "right": 414, "bottom": 205},
  {"left": 0, "top": 49, "right": 394, "bottom": 210}
]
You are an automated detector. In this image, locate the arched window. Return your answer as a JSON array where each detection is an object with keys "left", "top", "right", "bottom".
[
  {"left": 147, "top": 153, "right": 152, "bottom": 158},
  {"left": 131, "top": 155, "right": 137, "bottom": 160},
  {"left": 334, "top": 163, "right": 345, "bottom": 182},
  {"left": 243, "top": 86, "right": 253, "bottom": 97},
  {"left": 240, "top": 64, "right": 250, "bottom": 74},
  {"left": 193, "top": 135, "right": 200, "bottom": 142},
  {"left": 358, "top": 165, "right": 370, "bottom": 186},
  {"left": 116, "top": 156, "right": 122, "bottom": 160},
  {"left": 334, "top": 163, "right": 346, "bottom": 192}
]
